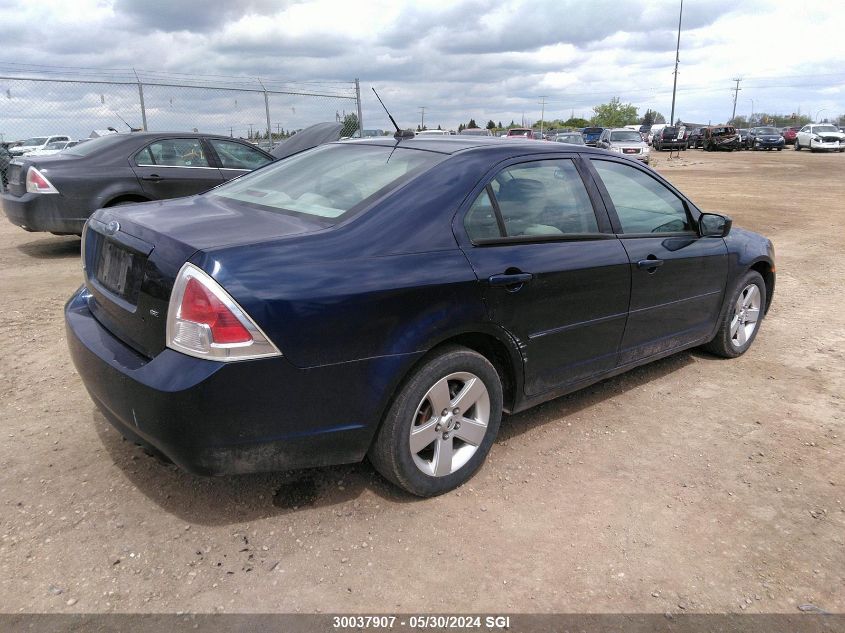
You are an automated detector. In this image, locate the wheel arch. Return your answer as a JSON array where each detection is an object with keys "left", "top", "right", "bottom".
[
  {"left": 104, "top": 193, "right": 151, "bottom": 207},
  {"left": 749, "top": 259, "right": 775, "bottom": 314}
]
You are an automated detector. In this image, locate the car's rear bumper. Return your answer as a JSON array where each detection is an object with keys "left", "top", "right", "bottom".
[
  {"left": 1, "top": 192, "right": 87, "bottom": 234},
  {"left": 65, "top": 287, "right": 418, "bottom": 475}
]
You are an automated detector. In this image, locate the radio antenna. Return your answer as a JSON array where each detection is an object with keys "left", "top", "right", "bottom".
[{"left": 372, "top": 88, "right": 414, "bottom": 140}]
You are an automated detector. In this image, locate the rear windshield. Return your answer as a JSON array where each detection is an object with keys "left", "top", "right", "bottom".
[
  {"left": 22, "top": 137, "right": 48, "bottom": 146},
  {"left": 610, "top": 131, "right": 643, "bottom": 142},
  {"left": 583, "top": 128, "right": 603, "bottom": 134},
  {"left": 210, "top": 143, "right": 445, "bottom": 223},
  {"left": 63, "top": 134, "right": 127, "bottom": 156}
]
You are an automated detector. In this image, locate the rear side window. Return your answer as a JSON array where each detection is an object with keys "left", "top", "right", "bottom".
[
  {"left": 209, "top": 139, "right": 272, "bottom": 170},
  {"left": 136, "top": 138, "right": 209, "bottom": 167},
  {"left": 592, "top": 159, "right": 691, "bottom": 234},
  {"left": 464, "top": 159, "right": 599, "bottom": 241}
]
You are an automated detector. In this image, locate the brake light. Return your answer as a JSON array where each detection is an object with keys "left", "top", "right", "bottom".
[
  {"left": 180, "top": 278, "right": 251, "bottom": 344},
  {"left": 166, "top": 263, "right": 281, "bottom": 361},
  {"left": 26, "top": 167, "right": 59, "bottom": 194}
]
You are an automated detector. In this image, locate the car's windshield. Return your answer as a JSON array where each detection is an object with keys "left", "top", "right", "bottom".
[
  {"left": 610, "top": 131, "right": 643, "bottom": 142},
  {"left": 583, "top": 128, "right": 603, "bottom": 134},
  {"left": 63, "top": 134, "right": 127, "bottom": 156},
  {"left": 460, "top": 129, "right": 489, "bottom": 136},
  {"left": 211, "top": 143, "right": 445, "bottom": 223},
  {"left": 556, "top": 134, "right": 584, "bottom": 143},
  {"left": 45, "top": 141, "right": 67, "bottom": 150},
  {"left": 814, "top": 125, "right": 839, "bottom": 133},
  {"left": 507, "top": 129, "right": 530, "bottom": 136},
  {"left": 22, "top": 137, "right": 48, "bottom": 146},
  {"left": 756, "top": 127, "right": 778, "bottom": 134}
]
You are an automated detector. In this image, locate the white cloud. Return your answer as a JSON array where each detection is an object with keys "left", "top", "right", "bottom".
[{"left": 0, "top": 0, "right": 843, "bottom": 138}]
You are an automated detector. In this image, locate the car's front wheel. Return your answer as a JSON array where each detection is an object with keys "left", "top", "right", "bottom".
[
  {"left": 369, "top": 346, "right": 503, "bottom": 497},
  {"left": 702, "top": 270, "right": 766, "bottom": 358},
  {"left": 794, "top": 140, "right": 801, "bottom": 150}
]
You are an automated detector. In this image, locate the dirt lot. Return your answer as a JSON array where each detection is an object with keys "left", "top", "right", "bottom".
[{"left": 0, "top": 148, "right": 842, "bottom": 615}]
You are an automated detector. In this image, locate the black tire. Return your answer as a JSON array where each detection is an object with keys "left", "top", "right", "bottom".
[
  {"left": 794, "top": 140, "right": 801, "bottom": 151},
  {"left": 777, "top": 147, "right": 782, "bottom": 151},
  {"left": 701, "top": 270, "right": 766, "bottom": 358},
  {"left": 368, "top": 345, "right": 503, "bottom": 497}
]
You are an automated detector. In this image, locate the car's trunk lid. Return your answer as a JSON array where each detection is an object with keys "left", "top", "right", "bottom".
[
  {"left": 4, "top": 154, "right": 83, "bottom": 197},
  {"left": 83, "top": 194, "right": 328, "bottom": 358}
]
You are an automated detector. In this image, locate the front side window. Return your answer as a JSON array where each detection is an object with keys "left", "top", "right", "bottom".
[
  {"left": 136, "top": 138, "right": 209, "bottom": 167},
  {"left": 210, "top": 139, "right": 273, "bottom": 170},
  {"left": 592, "top": 159, "right": 691, "bottom": 234},
  {"left": 464, "top": 159, "right": 599, "bottom": 241}
]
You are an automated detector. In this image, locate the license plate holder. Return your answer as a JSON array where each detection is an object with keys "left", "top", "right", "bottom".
[{"left": 96, "top": 241, "right": 136, "bottom": 298}]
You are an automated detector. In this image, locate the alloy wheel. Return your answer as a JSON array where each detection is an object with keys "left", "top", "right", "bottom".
[
  {"left": 730, "top": 284, "right": 761, "bottom": 348},
  {"left": 409, "top": 372, "right": 490, "bottom": 477}
]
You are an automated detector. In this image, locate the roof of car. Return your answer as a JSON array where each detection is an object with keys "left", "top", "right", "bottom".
[{"left": 336, "top": 135, "right": 610, "bottom": 156}]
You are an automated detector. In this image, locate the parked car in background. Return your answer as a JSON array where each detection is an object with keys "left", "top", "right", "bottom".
[
  {"left": 459, "top": 128, "right": 494, "bottom": 137},
  {"left": 794, "top": 124, "right": 845, "bottom": 152},
  {"left": 596, "top": 128, "right": 650, "bottom": 164},
  {"left": 505, "top": 128, "right": 535, "bottom": 139},
  {"left": 1, "top": 132, "right": 274, "bottom": 235},
  {"left": 22, "top": 140, "right": 81, "bottom": 157},
  {"left": 65, "top": 135, "right": 775, "bottom": 497},
  {"left": 702, "top": 126, "right": 740, "bottom": 151},
  {"left": 736, "top": 129, "right": 749, "bottom": 149},
  {"left": 0, "top": 144, "right": 12, "bottom": 190},
  {"left": 270, "top": 122, "right": 343, "bottom": 160},
  {"left": 686, "top": 127, "right": 704, "bottom": 149},
  {"left": 780, "top": 126, "right": 800, "bottom": 145},
  {"left": 554, "top": 132, "right": 585, "bottom": 145},
  {"left": 416, "top": 129, "right": 450, "bottom": 137},
  {"left": 652, "top": 126, "right": 686, "bottom": 151},
  {"left": 9, "top": 135, "right": 72, "bottom": 156},
  {"left": 581, "top": 127, "right": 604, "bottom": 146},
  {"left": 747, "top": 127, "right": 785, "bottom": 151}
]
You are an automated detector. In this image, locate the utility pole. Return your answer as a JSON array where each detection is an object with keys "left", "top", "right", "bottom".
[
  {"left": 538, "top": 96, "right": 547, "bottom": 136},
  {"left": 731, "top": 78, "right": 742, "bottom": 123},
  {"left": 418, "top": 106, "right": 426, "bottom": 130},
  {"left": 669, "top": 0, "right": 683, "bottom": 126}
]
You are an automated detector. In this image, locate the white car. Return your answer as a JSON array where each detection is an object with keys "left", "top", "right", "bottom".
[
  {"left": 9, "top": 135, "right": 72, "bottom": 156},
  {"left": 22, "top": 140, "right": 79, "bottom": 157},
  {"left": 415, "top": 129, "right": 450, "bottom": 137},
  {"left": 795, "top": 124, "right": 844, "bottom": 152}
]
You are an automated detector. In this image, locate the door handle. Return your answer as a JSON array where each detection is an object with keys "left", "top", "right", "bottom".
[
  {"left": 488, "top": 272, "right": 533, "bottom": 287},
  {"left": 637, "top": 258, "right": 664, "bottom": 270},
  {"left": 141, "top": 174, "right": 164, "bottom": 181}
]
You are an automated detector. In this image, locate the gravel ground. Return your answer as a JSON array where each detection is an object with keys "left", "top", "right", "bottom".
[{"left": 0, "top": 148, "right": 842, "bottom": 614}]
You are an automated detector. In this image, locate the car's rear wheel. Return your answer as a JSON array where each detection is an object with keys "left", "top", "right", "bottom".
[
  {"left": 368, "top": 346, "right": 503, "bottom": 497},
  {"left": 702, "top": 270, "right": 766, "bottom": 358},
  {"left": 794, "top": 140, "right": 801, "bottom": 150}
]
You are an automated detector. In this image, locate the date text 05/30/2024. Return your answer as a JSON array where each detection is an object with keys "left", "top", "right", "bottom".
[{"left": 333, "top": 615, "right": 512, "bottom": 629}]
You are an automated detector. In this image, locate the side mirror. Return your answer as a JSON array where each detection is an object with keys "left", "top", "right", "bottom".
[{"left": 699, "top": 212, "right": 732, "bottom": 237}]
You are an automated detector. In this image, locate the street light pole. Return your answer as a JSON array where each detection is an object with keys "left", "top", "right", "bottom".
[
  {"left": 539, "top": 96, "right": 547, "bottom": 137},
  {"left": 815, "top": 108, "right": 827, "bottom": 122},
  {"left": 669, "top": 0, "right": 683, "bottom": 126}
]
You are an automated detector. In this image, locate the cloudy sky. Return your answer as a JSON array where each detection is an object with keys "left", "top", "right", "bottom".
[{"left": 1, "top": 0, "right": 844, "bottom": 137}]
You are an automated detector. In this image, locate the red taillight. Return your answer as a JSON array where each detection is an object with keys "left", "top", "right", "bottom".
[
  {"left": 25, "top": 167, "right": 59, "bottom": 194},
  {"left": 180, "top": 277, "right": 252, "bottom": 344}
]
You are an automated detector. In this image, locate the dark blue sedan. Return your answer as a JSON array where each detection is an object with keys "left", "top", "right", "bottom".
[{"left": 65, "top": 136, "right": 775, "bottom": 497}]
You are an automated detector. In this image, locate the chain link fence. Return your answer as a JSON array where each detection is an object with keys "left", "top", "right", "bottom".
[{"left": 0, "top": 74, "right": 362, "bottom": 147}]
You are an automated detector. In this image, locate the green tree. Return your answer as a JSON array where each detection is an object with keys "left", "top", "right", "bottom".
[
  {"left": 458, "top": 123, "right": 466, "bottom": 133},
  {"left": 591, "top": 97, "right": 638, "bottom": 127},
  {"left": 498, "top": 121, "right": 503, "bottom": 128},
  {"left": 340, "top": 113, "right": 360, "bottom": 137},
  {"left": 486, "top": 119, "right": 496, "bottom": 130},
  {"left": 467, "top": 118, "right": 479, "bottom": 129},
  {"left": 562, "top": 117, "right": 590, "bottom": 129}
]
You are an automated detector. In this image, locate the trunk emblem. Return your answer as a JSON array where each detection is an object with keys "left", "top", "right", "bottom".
[{"left": 105, "top": 220, "right": 120, "bottom": 235}]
